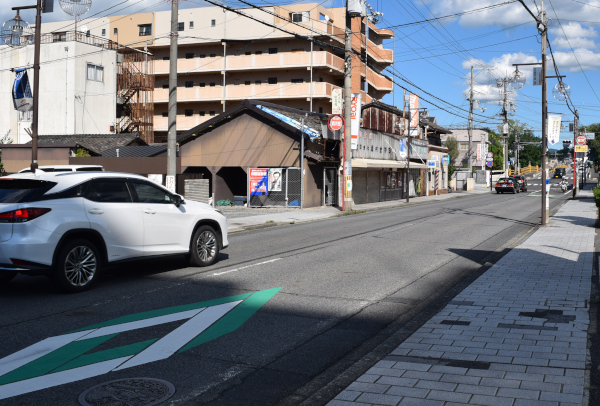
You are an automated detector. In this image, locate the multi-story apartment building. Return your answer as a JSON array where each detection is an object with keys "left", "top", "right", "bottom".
[{"left": 42, "top": 3, "right": 393, "bottom": 143}]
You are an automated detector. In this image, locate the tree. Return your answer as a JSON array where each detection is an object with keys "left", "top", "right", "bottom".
[
  {"left": 0, "top": 131, "right": 13, "bottom": 174},
  {"left": 496, "top": 119, "right": 541, "bottom": 169},
  {"left": 443, "top": 136, "right": 459, "bottom": 179},
  {"left": 75, "top": 148, "right": 91, "bottom": 157},
  {"left": 482, "top": 128, "right": 504, "bottom": 170},
  {"left": 583, "top": 123, "right": 600, "bottom": 167}
]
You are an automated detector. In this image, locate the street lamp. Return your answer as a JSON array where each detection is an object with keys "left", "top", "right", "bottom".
[
  {"left": 0, "top": 11, "right": 33, "bottom": 47},
  {"left": 552, "top": 80, "right": 570, "bottom": 102}
]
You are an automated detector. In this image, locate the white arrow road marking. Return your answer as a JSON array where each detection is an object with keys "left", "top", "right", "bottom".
[
  {"left": 0, "top": 357, "right": 131, "bottom": 400},
  {"left": 0, "top": 331, "right": 93, "bottom": 377},
  {"left": 113, "top": 300, "right": 241, "bottom": 370},
  {"left": 212, "top": 258, "right": 282, "bottom": 276}
]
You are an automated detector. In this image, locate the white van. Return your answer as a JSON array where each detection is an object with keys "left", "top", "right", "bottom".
[{"left": 18, "top": 165, "right": 104, "bottom": 174}]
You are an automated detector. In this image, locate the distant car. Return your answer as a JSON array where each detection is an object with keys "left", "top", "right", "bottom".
[
  {"left": 18, "top": 165, "right": 104, "bottom": 174},
  {"left": 509, "top": 175, "right": 527, "bottom": 192},
  {"left": 553, "top": 168, "right": 565, "bottom": 179},
  {"left": 495, "top": 177, "right": 518, "bottom": 194},
  {"left": 0, "top": 171, "right": 228, "bottom": 292}
]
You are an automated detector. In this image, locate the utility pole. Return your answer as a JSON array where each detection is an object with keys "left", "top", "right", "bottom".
[
  {"left": 541, "top": 0, "right": 548, "bottom": 225},
  {"left": 502, "top": 78, "right": 509, "bottom": 174},
  {"left": 343, "top": 9, "right": 353, "bottom": 212},
  {"left": 167, "top": 0, "right": 179, "bottom": 192},
  {"left": 468, "top": 66, "right": 473, "bottom": 172}
]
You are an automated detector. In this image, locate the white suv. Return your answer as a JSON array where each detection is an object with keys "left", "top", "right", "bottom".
[{"left": 0, "top": 172, "right": 228, "bottom": 292}]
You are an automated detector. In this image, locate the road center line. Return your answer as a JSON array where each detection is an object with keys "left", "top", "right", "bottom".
[{"left": 212, "top": 258, "right": 282, "bottom": 276}]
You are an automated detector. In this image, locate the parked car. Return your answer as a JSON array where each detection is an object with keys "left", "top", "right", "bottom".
[
  {"left": 495, "top": 177, "right": 518, "bottom": 194},
  {"left": 0, "top": 172, "right": 228, "bottom": 292},
  {"left": 509, "top": 175, "right": 528, "bottom": 192},
  {"left": 18, "top": 165, "right": 104, "bottom": 173}
]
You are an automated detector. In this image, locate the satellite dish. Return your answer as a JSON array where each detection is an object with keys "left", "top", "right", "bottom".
[{"left": 79, "top": 25, "right": 88, "bottom": 33}]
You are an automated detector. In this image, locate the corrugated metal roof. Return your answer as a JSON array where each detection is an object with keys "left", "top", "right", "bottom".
[{"left": 27, "top": 134, "right": 146, "bottom": 155}]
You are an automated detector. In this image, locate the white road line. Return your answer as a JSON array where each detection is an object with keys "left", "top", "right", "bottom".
[
  {"left": 0, "top": 331, "right": 94, "bottom": 377},
  {"left": 113, "top": 301, "right": 241, "bottom": 371},
  {"left": 212, "top": 258, "right": 282, "bottom": 276}
]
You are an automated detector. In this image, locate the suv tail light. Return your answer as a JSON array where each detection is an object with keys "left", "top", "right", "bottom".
[{"left": 0, "top": 208, "right": 51, "bottom": 223}]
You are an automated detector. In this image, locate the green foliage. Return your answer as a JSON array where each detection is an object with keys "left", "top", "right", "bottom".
[
  {"left": 444, "top": 136, "right": 459, "bottom": 166},
  {"left": 482, "top": 128, "right": 504, "bottom": 170},
  {"left": 593, "top": 186, "right": 600, "bottom": 209},
  {"left": 584, "top": 123, "right": 600, "bottom": 166},
  {"left": 75, "top": 148, "right": 91, "bottom": 157},
  {"left": 448, "top": 164, "right": 456, "bottom": 179},
  {"left": 492, "top": 120, "right": 541, "bottom": 169}
]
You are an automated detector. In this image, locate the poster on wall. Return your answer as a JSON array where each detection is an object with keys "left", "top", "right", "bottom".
[
  {"left": 548, "top": 114, "right": 561, "bottom": 146},
  {"left": 12, "top": 68, "right": 33, "bottom": 112},
  {"left": 268, "top": 168, "right": 282, "bottom": 192},
  {"left": 350, "top": 93, "right": 362, "bottom": 150},
  {"left": 249, "top": 168, "right": 269, "bottom": 195}
]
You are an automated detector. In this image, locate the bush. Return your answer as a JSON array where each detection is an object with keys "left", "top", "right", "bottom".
[{"left": 593, "top": 186, "right": 600, "bottom": 208}]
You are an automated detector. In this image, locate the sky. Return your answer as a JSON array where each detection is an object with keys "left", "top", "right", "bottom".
[{"left": 2, "top": 0, "right": 600, "bottom": 143}]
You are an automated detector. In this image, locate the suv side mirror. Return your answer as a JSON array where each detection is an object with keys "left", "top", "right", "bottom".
[{"left": 172, "top": 194, "right": 185, "bottom": 207}]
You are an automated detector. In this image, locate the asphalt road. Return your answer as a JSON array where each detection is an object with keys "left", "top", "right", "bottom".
[{"left": 0, "top": 173, "right": 574, "bottom": 406}]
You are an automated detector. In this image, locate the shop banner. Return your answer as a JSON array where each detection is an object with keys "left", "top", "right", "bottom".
[
  {"left": 409, "top": 94, "right": 419, "bottom": 137},
  {"left": 12, "top": 68, "right": 33, "bottom": 112},
  {"left": 249, "top": 168, "right": 268, "bottom": 195},
  {"left": 548, "top": 114, "right": 561, "bottom": 146},
  {"left": 350, "top": 93, "right": 361, "bottom": 150},
  {"left": 477, "top": 144, "right": 482, "bottom": 161},
  {"left": 268, "top": 168, "right": 282, "bottom": 192},
  {"left": 399, "top": 138, "right": 407, "bottom": 159},
  {"left": 331, "top": 88, "right": 342, "bottom": 115}
]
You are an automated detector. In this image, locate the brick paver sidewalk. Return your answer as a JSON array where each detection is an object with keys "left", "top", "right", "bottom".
[{"left": 329, "top": 196, "right": 596, "bottom": 406}]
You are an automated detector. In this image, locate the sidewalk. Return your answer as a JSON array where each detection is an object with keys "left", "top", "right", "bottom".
[
  {"left": 226, "top": 188, "right": 490, "bottom": 233},
  {"left": 325, "top": 186, "right": 597, "bottom": 406}
]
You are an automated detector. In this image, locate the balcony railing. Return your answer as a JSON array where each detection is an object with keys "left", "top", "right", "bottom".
[
  {"left": 154, "top": 82, "right": 339, "bottom": 103},
  {"left": 153, "top": 51, "right": 344, "bottom": 75}
]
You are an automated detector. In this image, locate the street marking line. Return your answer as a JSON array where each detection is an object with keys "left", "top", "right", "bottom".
[{"left": 212, "top": 258, "right": 282, "bottom": 276}]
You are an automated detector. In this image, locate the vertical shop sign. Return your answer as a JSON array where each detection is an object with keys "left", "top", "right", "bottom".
[{"left": 350, "top": 93, "right": 361, "bottom": 150}]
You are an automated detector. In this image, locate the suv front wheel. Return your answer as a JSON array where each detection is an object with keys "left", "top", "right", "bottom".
[
  {"left": 189, "top": 225, "right": 220, "bottom": 267},
  {"left": 53, "top": 239, "right": 100, "bottom": 293}
]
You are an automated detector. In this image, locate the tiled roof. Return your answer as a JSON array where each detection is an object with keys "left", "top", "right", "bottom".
[
  {"left": 29, "top": 134, "right": 147, "bottom": 155},
  {"left": 101, "top": 145, "right": 167, "bottom": 157}
]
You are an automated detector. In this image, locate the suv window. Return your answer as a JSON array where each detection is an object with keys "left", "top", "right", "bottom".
[
  {"left": 0, "top": 179, "right": 57, "bottom": 203},
  {"left": 129, "top": 181, "right": 174, "bottom": 204},
  {"left": 85, "top": 180, "right": 132, "bottom": 203}
]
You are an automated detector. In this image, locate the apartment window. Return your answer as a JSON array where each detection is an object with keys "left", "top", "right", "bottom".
[
  {"left": 255, "top": 50, "right": 262, "bottom": 55},
  {"left": 210, "top": 111, "right": 216, "bottom": 116},
  {"left": 209, "top": 82, "right": 216, "bottom": 87},
  {"left": 268, "top": 77, "right": 277, "bottom": 84},
  {"left": 199, "top": 83, "right": 205, "bottom": 87},
  {"left": 86, "top": 63, "right": 103, "bottom": 82},
  {"left": 162, "top": 84, "right": 169, "bottom": 89},
  {"left": 245, "top": 51, "right": 251, "bottom": 55},
  {"left": 291, "top": 78, "right": 303, "bottom": 83},
  {"left": 101, "top": 28, "right": 106, "bottom": 36},
  {"left": 161, "top": 112, "right": 168, "bottom": 117},
  {"left": 199, "top": 54, "right": 206, "bottom": 58},
  {"left": 291, "top": 11, "right": 309, "bottom": 23},
  {"left": 199, "top": 111, "right": 205, "bottom": 116},
  {"left": 189, "top": 21, "right": 194, "bottom": 29},
  {"left": 245, "top": 81, "right": 251, "bottom": 85},
  {"left": 113, "top": 28, "right": 118, "bottom": 35},
  {"left": 319, "top": 107, "right": 323, "bottom": 113},
  {"left": 211, "top": 19, "right": 216, "bottom": 27},
  {"left": 268, "top": 48, "right": 277, "bottom": 54},
  {"left": 162, "top": 56, "right": 169, "bottom": 61},
  {"left": 185, "top": 53, "right": 194, "bottom": 59},
  {"left": 185, "top": 81, "right": 193, "bottom": 88},
  {"left": 210, "top": 53, "right": 216, "bottom": 57},
  {"left": 459, "top": 143, "right": 469, "bottom": 150},
  {"left": 185, "top": 110, "right": 193, "bottom": 117},
  {"left": 255, "top": 80, "right": 261, "bottom": 85},
  {"left": 178, "top": 22, "right": 184, "bottom": 31},
  {"left": 138, "top": 24, "right": 152, "bottom": 36}
]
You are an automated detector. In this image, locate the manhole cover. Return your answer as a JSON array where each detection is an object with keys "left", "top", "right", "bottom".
[{"left": 79, "top": 377, "right": 175, "bottom": 406}]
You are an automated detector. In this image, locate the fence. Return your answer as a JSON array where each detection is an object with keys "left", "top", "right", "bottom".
[
  {"left": 248, "top": 168, "right": 302, "bottom": 208},
  {"left": 509, "top": 165, "right": 540, "bottom": 175}
]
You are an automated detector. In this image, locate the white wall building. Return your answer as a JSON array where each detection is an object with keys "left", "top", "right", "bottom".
[{"left": 0, "top": 39, "right": 117, "bottom": 144}]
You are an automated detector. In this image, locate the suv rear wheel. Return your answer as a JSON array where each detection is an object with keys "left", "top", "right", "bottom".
[
  {"left": 53, "top": 239, "right": 100, "bottom": 293},
  {"left": 189, "top": 225, "right": 219, "bottom": 267}
]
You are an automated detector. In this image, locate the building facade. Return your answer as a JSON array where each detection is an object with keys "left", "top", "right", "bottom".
[{"left": 441, "top": 129, "right": 489, "bottom": 169}]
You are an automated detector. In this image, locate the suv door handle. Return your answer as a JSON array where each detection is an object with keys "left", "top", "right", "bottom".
[
  {"left": 144, "top": 209, "right": 156, "bottom": 214},
  {"left": 88, "top": 209, "right": 104, "bottom": 215}
]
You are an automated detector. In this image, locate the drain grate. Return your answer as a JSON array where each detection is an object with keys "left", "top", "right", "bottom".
[
  {"left": 384, "top": 355, "right": 490, "bottom": 370},
  {"left": 79, "top": 378, "right": 176, "bottom": 406}
]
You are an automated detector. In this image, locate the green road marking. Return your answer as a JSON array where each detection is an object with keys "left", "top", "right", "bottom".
[
  {"left": 0, "top": 334, "right": 117, "bottom": 385},
  {"left": 70, "top": 293, "right": 252, "bottom": 333},
  {"left": 52, "top": 339, "right": 158, "bottom": 373},
  {"left": 179, "top": 287, "right": 282, "bottom": 352}
]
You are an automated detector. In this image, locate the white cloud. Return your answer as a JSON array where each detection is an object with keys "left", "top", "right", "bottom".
[
  {"left": 551, "top": 48, "right": 600, "bottom": 71},
  {"left": 550, "top": 22, "right": 598, "bottom": 50}
]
